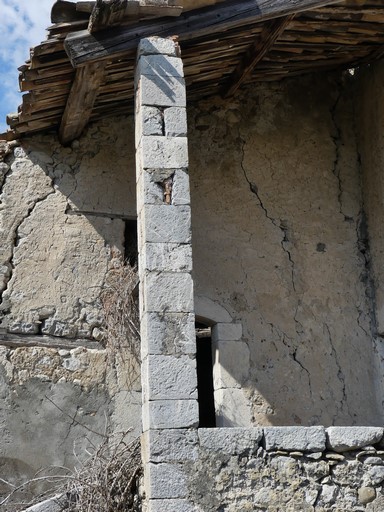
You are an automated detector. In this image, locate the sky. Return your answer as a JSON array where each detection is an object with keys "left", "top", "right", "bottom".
[{"left": 0, "top": 0, "right": 54, "bottom": 133}]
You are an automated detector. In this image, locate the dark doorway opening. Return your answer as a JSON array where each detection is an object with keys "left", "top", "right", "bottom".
[
  {"left": 196, "top": 321, "right": 216, "bottom": 427},
  {"left": 124, "top": 219, "right": 138, "bottom": 267}
]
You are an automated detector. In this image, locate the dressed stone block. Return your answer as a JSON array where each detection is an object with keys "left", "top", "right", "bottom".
[
  {"left": 138, "top": 37, "right": 178, "bottom": 57},
  {"left": 264, "top": 426, "right": 326, "bottom": 452},
  {"left": 142, "top": 355, "right": 197, "bottom": 400},
  {"left": 213, "top": 340, "right": 250, "bottom": 389},
  {"left": 22, "top": 494, "right": 67, "bottom": 512},
  {"left": 138, "top": 136, "right": 188, "bottom": 169},
  {"left": 142, "top": 399, "right": 199, "bottom": 430},
  {"left": 212, "top": 322, "right": 243, "bottom": 342},
  {"left": 140, "top": 242, "right": 192, "bottom": 272},
  {"left": 142, "top": 429, "right": 198, "bottom": 464},
  {"left": 137, "top": 55, "right": 184, "bottom": 78},
  {"left": 140, "top": 312, "right": 196, "bottom": 357},
  {"left": 142, "top": 271, "right": 194, "bottom": 313},
  {"left": 137, "top": 168, "right": 191, "bottom": 211},
  {"left": 199, "top": 427, "right": 263, "bottom": 455},
  {"left": 148, "top": 499, "right": 199, "bottom": 512},
  {"left": 164, "top": 107, "right": 187, "bottom": 137},
  {"left": 135, "top": 106, "right": 163, "bottom": 147},
  {"left": 140, "top": 204, "right": 191, "bottom": 244},
  {"left": 326, "top": 427, "right": 384, "bottom": 452},
  {"left": 172, "top": 169, "right": 190, "bottom": 205},
  {"left": 145, "top": 463, "right": 187, "bottom": 499},
  {"left": 137, "top": 169, "right": 190, "bottom": 210},
  {"left": 137, "top": 75, "right": 186, "bottom": 107}
]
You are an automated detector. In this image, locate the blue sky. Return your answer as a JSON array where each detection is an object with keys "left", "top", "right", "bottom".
[{"left": 0, "top": 0, "right": 53, "bottom": 133}]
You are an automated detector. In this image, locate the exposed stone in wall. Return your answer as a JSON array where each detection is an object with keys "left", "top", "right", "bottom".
[
  {"left": 0, "top": 119, "right": 141, "bottom": 508},
  {"left": 0, "top": 117, "right": 136, "bottom": 339},
  {"left": 188, "top": 71, "right": 380, "bottom": 426},
  {"left": 146, "top": 427, "right": 384, "bottom": 511}
]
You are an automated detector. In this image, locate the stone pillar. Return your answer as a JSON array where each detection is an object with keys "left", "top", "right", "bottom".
[{"left": 135, "top": 37, "right": 198, "bottom": 511}]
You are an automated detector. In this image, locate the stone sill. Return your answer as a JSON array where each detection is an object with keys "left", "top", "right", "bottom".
[{"left": 198, "top": 426, "right": 384, "bottom": 454}]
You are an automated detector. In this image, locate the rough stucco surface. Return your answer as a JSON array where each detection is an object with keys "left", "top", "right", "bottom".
[
  {"left": 0, "top": 118, "right": 141, "bottom": 506},
  {"left": 189, "top": 71, "right": 382, "bottom": 426},
  {"left": 0, "top": 117, "right": 136, "bottom": 337},
  {"left": 356, "top": 62, "right": 384, "bottom": 415},
  {"left": 1, "top": 64, "right": 384, "bottom": 508}
]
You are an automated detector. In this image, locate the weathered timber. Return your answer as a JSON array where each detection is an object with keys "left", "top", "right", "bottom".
[
  {"left": 59, "top": 61, "right": 106, "bottom": 144},
  {"left": 77, "top": 1, "right": 95, "bottom": 13},
  {"left": 75, "top": 0, "right": 226, "bottom": 15},
  {"left": 64, "top": 0, "right": 341, "bottom": 67},
  {"left": 51, "top": 0, "right": 89, "bottom": 23},
  {"left": 0, "top": 332, "right": 103, "bottom": 351},
  {"left": 4, "top": 0, "right": 384, "bottom": 141},
  {"left": 88, "top": 0, "right": 183, "bottom": 33},
  {"left": 0, "top": 130, "right": 18, "bottom": 142},
  {"left": 222, "top": 15, "right": 294, "bottom": 98}
]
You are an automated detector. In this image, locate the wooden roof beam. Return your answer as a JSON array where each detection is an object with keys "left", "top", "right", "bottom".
[
  {"left": 88, "top": 0, "right": 184, "bottom": 33},
  {"left": 222, "top": 15, "right": 294, "bottom": 98},
  {"left": 64, "top": 0, "right": 341, "bottom": 68},
  {"left": 59, "top": 61, "right": 106, "bottom": 144}
]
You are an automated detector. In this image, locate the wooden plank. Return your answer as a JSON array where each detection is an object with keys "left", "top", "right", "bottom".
[
  {"left": 222, "top": 15, "right": 293, "bottom": 98},
  {"left": 0, "top": 332, "right": 103, "bottom": 351},
  {"left": 88, "top": 0, "right": 183, "bottom": 33},
  {"left": 59, "top": 61, "right": 106, "bottom": 144},
  {"left": 51, "top": 0, "right": 90, "bottom": 23},
  {"left": 65, "top": 0, "right": 341, "bottom": 67}
]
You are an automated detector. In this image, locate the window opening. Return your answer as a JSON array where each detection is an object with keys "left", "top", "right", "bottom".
[
  {"left": 196, "top": 321, "right": 216, "bottom": 427},
  {"left": 124, "top": 219, "right": 138, "bottom": 267}
]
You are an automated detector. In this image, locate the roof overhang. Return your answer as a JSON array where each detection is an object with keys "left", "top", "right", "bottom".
[{"left": 1, "top": 0, "right": 384, "bottom": 143}]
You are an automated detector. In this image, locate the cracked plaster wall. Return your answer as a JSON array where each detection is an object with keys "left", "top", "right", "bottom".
[
  {"left": 0, "top": 118, "right": 141, "bottom": 505},
  {"left": 1, "top": 65, "right": 383, "bottom": 503},
  {"left": 356, "top": 62, "right": 384, "bottom": 420},
  {"left": 189, "top": 71, "right": 382, "bottom": 427},
  {"left": 0, "top": 118, "right": 136, "bottom": 337}
]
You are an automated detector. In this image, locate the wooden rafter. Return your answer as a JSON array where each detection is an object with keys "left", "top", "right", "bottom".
[
  {"left": 88, "top": 0, "right": 183, "bottom": 33},
  {"left": 64, "top": 0, "right": 340, "bottom": 68},
  {"left": 222, "top": 15, "right": 294, "bottom": 98},
  {"left": 59, "top": 61, "right": 106, "bottom": 144}
]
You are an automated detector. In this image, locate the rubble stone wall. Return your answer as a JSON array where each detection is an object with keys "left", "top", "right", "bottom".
[{"left": 147, "top": 426, "right": 384, "bottom": 511}]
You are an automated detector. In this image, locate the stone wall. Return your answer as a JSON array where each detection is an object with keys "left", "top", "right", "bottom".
[{"left": 147, "top": 426, "right": 384, "bottom": 511}]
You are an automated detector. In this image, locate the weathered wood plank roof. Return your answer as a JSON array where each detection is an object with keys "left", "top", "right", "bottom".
[{"left": 1, "top": 0, "right": 384, "bottom": 143}]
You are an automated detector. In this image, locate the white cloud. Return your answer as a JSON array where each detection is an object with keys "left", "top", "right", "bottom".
[{"left": 0, "top": 0, "right": 54, "bottom": 132}]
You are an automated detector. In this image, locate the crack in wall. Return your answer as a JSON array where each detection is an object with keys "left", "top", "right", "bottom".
[
  {"left": 352, "top": 94, "right": 384, "bottom": 419},
  {"left": 281, "top": 334, "right": 313, "bottom": 401},
  {"left": 354, "top": 148, "right": 378, "bottom": 339},
  {"left": 0, "top": 189, "right": 55, "bottom": 315},
  {"left": 330, "top": 84, "right": 346, "bottom": 219},
  {"left": 355, "top": 206, "right": 375, "bottom": 342},
  {"left": 239, "top": 134, "right": 313, "bottom": 405},
  {"left": 239, "top": 136, "right": 296, "bottom": 293},
  {"left": 323, "top": 322, "right": 352, "bottom": 421}
]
